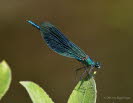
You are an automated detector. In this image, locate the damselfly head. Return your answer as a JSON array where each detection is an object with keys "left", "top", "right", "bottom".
[{"left": 95, "top": 62, "right": 101, "bottom": 69}]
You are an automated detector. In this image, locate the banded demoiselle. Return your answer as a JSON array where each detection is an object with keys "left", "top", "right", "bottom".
[{"left": 27, "top": 20, "right": 101, "bottom": 75}]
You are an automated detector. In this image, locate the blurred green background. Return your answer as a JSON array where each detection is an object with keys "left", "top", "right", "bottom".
[{"left": 0, "top": 0, "right": 132, "bottom": 103}]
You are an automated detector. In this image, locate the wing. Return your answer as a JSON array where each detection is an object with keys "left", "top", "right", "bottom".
[{"left": 40, "top": 22, "right": 87, "bottom": 61}]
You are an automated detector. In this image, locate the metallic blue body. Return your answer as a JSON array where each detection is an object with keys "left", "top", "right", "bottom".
[
  {"left": 27, "top": 20, "right": 40, "bottom": 30},
  {"left": 27, "top": 20, "right": 98, "bottom": 68}
]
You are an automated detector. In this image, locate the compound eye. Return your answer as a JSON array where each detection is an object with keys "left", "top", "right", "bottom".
[
  {"left": 97, "top": 65, "right": 100, "bottom": 69},
  {"left": 95, "top": 64, "right": 100, "bottom": 69}
]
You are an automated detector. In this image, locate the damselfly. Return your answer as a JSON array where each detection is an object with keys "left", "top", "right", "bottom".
[{"left": 27, "top": 20, "right": 101, "bottom": 75}]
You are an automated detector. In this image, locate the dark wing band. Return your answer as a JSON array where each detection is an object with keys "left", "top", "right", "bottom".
[{"left": 40, "top": 22, "right": 87, "bottom": 60}]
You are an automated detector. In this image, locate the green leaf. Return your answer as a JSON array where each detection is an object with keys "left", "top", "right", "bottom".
[
  {"left": 68, "top": 76, "right": 97, "bottom": 103},
  {"left": 20, "top": 81, "right": 54, "bottom": 103},
  {"left": 0, "top": 60, "right": 12, "bottom": 100}
]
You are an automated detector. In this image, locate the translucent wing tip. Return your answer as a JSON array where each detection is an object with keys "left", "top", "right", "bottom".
[{"left": 40, "top": 22, "right": 54, "bottom": 28}]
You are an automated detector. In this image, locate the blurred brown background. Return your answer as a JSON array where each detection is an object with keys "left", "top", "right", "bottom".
[{"left": 0, "top": 0, "right": 132, "bottom": 103}]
